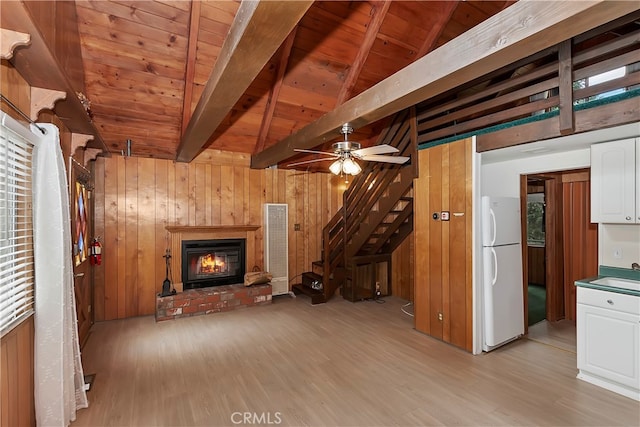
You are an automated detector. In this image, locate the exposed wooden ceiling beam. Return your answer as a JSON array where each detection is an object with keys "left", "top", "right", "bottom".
[
  {"left": 416, "top": 1, "right": 459, "bottom": 59},
  {"left": 254, "top": 27, "right": 298, "bottom": 155},
  {"left": 251, "top": 1, "right": 639, "bottom": 169},
  {"left": 176, "top": 0, "right": 313, "bottom": 163},
  {"left": 335, "top": 1, "right": 390, "bottom": 105},
  {"left": 181, "top": 0, "right": 201, "bottom": 135}
]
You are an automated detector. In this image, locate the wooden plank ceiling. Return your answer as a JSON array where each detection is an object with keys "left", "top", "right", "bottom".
[{"left": 74, "top": 0, "right": 514, "bottom": 165}]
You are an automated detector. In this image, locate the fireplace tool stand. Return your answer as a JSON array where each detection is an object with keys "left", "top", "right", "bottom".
[{"left": 159, "top": 249, "right": 176, "bottom": 297}]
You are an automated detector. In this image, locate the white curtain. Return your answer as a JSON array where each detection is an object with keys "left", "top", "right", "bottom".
[{"left": 31, "top": 123, "right": 88, "bottom": 426}]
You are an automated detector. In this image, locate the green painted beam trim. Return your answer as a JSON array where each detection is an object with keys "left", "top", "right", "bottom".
[{"left": 417, "top": 88, "right": 640, "bottom": 151}]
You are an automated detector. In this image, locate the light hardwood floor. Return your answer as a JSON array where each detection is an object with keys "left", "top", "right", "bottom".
[
  {"left": 73, "top": 296, "right": 638, "bottom": 426},
  {"left": 527, "top": 319, "right": 577, "bottom": 354}
]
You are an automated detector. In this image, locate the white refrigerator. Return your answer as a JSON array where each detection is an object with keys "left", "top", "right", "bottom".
[{"left": 482, "top": 196, "right": 524, "bottom": 352}]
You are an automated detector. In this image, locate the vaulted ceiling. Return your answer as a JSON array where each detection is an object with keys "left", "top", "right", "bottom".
[{"left": 73, "top": 0, "right": 515, "bottom": 166}]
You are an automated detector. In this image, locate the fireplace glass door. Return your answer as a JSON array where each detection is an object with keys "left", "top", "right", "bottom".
[{"left": 182, "top": 239, "right": 246, "bottom": 289}]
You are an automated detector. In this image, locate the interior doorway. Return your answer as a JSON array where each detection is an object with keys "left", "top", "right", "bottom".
[
  {"left": 524, "top": 178, "right": 547, "bottom": 327},
  {"left": 520, "top": 169, "right": 598, "bottom": 339},
  {"left": 70, "top": 158, "right": 95, "bottom": 348}
]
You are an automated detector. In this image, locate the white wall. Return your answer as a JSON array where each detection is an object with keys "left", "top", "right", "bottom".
[
  {"left": 481, "top": 148, "right": 590, "bottom": 197},
  {"left": 599, "top": 224, "right": 640, "bottom": 269},
  {"left": 480, "top": 123, "right": 640, "bottom": 271}
]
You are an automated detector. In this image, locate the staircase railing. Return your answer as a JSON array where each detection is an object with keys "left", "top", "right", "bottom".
[{"left": 319, "top": 108, "right": 417, "bottom": 302}]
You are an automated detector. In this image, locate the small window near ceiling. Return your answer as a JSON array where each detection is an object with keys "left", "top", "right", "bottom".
[
  {"left": 526, "top": 193, "right": 545, "bottom": 247},
  {"left": 574, "top": 66, "right": 629, "bottom": 104}
]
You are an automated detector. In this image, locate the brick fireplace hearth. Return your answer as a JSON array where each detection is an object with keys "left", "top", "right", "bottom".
[{"left": 155, "top": 283, "right": 272, "bottom": 321}]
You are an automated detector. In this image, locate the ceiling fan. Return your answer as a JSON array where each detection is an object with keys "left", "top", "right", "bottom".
[{"left": 288, "top": 123, "right": 410, "bottom": 175}]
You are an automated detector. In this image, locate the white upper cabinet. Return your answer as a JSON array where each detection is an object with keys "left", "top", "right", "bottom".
[{"left": 590, "top": 138, "right": 639, "bottom": 223}]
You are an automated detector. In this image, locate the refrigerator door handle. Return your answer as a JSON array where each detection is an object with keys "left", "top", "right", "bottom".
[
  {"left": 491, "top": 248, "right": 498, "bottom": 286},
  {"left": 489, "top": 208, "right": 497, "bottom": 246}
]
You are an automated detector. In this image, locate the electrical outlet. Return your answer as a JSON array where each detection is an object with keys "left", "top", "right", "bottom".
[
  {"left": 438, "top": 312, "right": 443, "bottom": 321},
  {"left": 613, "top": 247, "right": 623, "bottom": 259},
  {"left": 294, "top": 223, "right": 301, "bottom": 231}
]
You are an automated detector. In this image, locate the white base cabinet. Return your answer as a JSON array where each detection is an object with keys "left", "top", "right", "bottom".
[{"left": 577, "top": 287, "right": 640, "bottom": 401}]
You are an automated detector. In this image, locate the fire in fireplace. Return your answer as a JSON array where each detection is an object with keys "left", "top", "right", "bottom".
[{"left": 181, "top": 238, "right": 246, "bottom": 289}]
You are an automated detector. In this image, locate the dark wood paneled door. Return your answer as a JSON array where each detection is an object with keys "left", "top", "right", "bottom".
[{"left": 70, "top": 159, "right": 94, "bottom": 348}]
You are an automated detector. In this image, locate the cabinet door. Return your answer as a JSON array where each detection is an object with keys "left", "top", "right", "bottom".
[
  {"left": 590, "top": 139, "right": 636, "bottom": 223},
  {"left": 577, "top": 303, "right": 640, "bottom": 389}
]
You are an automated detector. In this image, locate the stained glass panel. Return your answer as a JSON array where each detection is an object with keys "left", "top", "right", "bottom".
[{"left": 74, "top": 181, "right": 88, "bottom": 266}]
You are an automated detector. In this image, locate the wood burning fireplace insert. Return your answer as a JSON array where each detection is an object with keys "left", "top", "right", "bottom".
[{"left": 181, "top": 238, "right": 246, "bottom": 290}]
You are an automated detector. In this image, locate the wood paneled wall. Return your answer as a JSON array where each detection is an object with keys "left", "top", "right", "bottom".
[
  {"left": 1, "top": 317, "right": 35, "bottom": 427},
  {"left": 93, "top": 153, "right": 345, "bottom": 320},
  {"left": 1, "top": 61, "right": 30, "bottom": 123},
  {"left": 392, "top": 235, "right": 414, "bottom": 301},
  {"left": 414, "top": 138, "right": 473, "bottom": 352}
]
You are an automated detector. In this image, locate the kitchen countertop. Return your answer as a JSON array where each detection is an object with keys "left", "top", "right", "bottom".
[{"left": 575, "top": 265, "right": 640, "bottom": 297}]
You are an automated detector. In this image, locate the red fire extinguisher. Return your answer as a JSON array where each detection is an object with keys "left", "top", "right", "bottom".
[{"left": 90, "top": 238, "right": 102, "bottom": 266}]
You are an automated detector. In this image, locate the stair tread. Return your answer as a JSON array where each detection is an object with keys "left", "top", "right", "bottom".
[
  {"left": 302, "top": 271, "right": 323, "bottom": 280},
  {"left": 292, "top": 284, "right": 325, "bottom": 305},
  {"left": 292, "top": 283, "right": 322, "bottom": 294}
]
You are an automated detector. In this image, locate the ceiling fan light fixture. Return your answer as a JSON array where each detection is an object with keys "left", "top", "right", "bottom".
[
  {"left": 329, "top": 159, "right": 343, "bottom": 175},
  {"left": 342, "top": 157, "right": 361, "bottom": 175},
  {"left": 291, "top": 123, "right": 406, "bottom": 173}
]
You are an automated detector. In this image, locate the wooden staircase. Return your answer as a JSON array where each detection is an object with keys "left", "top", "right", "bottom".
[{"left": 293, "top": 109, "right": 418, "bottom": 303}]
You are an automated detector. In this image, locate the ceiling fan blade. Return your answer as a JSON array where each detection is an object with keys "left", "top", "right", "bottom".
[
  {"left": 293, "top": 148, "right": 338, "bottom": 156},
  {"left": 360, "top": 155, "right": 410, "bottom": 164},
  {"left": 353, "top": 144, "right": 399, "bottom": 156},
  {"left": 288, "top": 157, "right": 336, "bottom": 167}
]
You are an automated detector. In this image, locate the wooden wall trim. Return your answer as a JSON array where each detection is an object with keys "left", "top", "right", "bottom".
[
  {"left": 166, "top": 225, "right": 260, "bottom": 233},
  {"left": 0, "top": 29, "right": 30, "bottom": 60}
]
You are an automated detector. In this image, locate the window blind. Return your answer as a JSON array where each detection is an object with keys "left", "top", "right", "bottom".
[{"left": 0, "top": 113, "right": 35, "bottom": 336}]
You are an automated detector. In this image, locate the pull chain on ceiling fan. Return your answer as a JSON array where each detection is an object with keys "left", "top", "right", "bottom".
[{"left": 288, "top": 123, "right": 410, "bottom": 175}]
